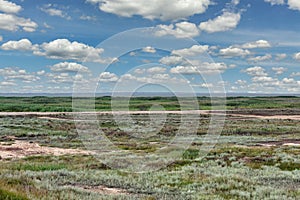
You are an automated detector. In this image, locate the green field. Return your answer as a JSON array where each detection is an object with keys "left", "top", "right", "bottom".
[
  {"left": 0, "top": 96, "right": 300, "bottom": 112},
  {"left": 0, "top": 97, "right": 299, "bottom": 199}
]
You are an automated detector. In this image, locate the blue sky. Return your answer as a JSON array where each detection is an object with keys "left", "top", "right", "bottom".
[{"left": 0, "top": 0, "right": 300, "bottom": 94}]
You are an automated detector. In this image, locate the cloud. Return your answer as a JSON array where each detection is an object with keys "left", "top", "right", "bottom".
[
  {"left": 1, "top": 39, "right": 37, "bottom": 51},
  {"left": 147, "top": 66, "right": 166, "bottom": 74},
  {"left": 80, "top": 15, "right": 97, "bottom": 21},
  {"left": 47, "top": 73, "right": 74, "bottom": 83},
  {"left": 247, "top": 54, "right": 272, "bottom": 62},
  {"left": 43, "top": 22, "right": 52, "bottom": 29},
  {"left": 0, "top": 13, "right": 38, "bottom": 32},
  {"left": 37, "top": 70, "right": 46, "bottom": 76},
  {"left": 120, "top": 73, "right": 186, "bottom": 85},
  {"left": 282, "top": 77, "right": 296, "bottom": 84},
  {"left": 272, "top": 67, "right": 287, "bottom": 75},
  {"left": 0, "top": 35, "right": 2, "bottom": 42},
  {"left": 170, "top": 66, "right": 198, "bottom": 74},
  {"left": 40, "top": 7, "right": 71, "bottom": 20},
  {"left": 46, "top": 72, "right": 88, "bottom": 84},
  {"left": 243, "top": 66, "right": 268, "bottom": 77},
  {"left": 275, "top": 53, "right": 287, "bottom": 60},
  {"left": 170, "top": 62, "right": 228, "bottom": 74},
  {"left": 34, "top": 39, "right": 105, "bottom": 63},
  {"left": 293, "top": 52, "right": 300, "bottom": 61},
  {"left": 252, "top": 76, "right": 277, "bottom": 83},
  {"left": 133, "top": 68, "right": 145, "bottom": 74},
  {"left": 264, "top": 0, "right": 285, "bottom": 5},
  {"left": 154, "top": 21, "right": 200, "bottom": 38},
  {"left": 171, "top": 45, "right": 209, "bottom": 57},
  {"left": 0, "top": 67, "right": 18, "bottom": 76},
  {"left": 87, "top": 0, "right": 212, "bottom": 21},
  {"left": 287, "top": 0, "right": 300, "bottom": 11},
  {"left": 0, "top": 67, "right": 40, "bottom": 83},
  {"left": 99, "top": 72, "right": 119, "bottom": 82},
  {"left": 265, "top": 0, "right": 300, "bottom": 11},
  {"left": 219, "top": 46, "right": 251, "bottom": 58},
  {"left": 290, "top": 72, "right": 300, "bottom": 77},
  {"left": 142, "top": 46, "right": 156, "bottom": 53},
  {"left": 0, "top": 0, "right": 22, "bottom": 14},
  {"left": 50, "top": 62, "right": 90, "bottom": 73},
  {"left": 231, "top": 0, "right": 240, "bottom": 6},
  {"left": 132, "top": 67, "right": 167, "bottom": 75},
  {"left": 1, "top": 38, "right": 110, "bottom": 63},
  {"left": 239, "top": 40, "right": 271, "bottom": 49},
  {"left": 199, "top": 12, "right": 241, "bottom": 33},
  {"left": 159, "top": 55, "right": 185, "bottom": 66},
  {"left": 235, "top": 79, "right": 247, "bottom": 85},
  {"left": 0, "top": 81, "right": 16, "bottom": 86}
]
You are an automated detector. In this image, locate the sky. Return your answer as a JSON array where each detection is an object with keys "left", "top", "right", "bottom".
[{"left": 0, "top": 0, "right": 300, "bottom": 94}]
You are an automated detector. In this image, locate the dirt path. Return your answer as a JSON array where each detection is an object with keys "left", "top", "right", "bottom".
[
  {"left": 1, "top": 110, "right": 299, "bottom": 120},
  {"left": 0, "top": 110, "right": 209, "bottom": 116},
  {"left": 227, "top": 113, "right": 300, "bottom": 120}
]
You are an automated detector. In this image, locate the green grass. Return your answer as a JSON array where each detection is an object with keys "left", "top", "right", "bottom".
[
  {"left": 13, "top": 163, "right": 66, "bottom": 171},
  {"left": 0, "top": 188, "right": 29, "bottom": 200},
  {"left": 0, "top": 96, "right": 299, "bottom": 112}
]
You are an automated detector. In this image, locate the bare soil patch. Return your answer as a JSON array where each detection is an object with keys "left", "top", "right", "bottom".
[
  {"left": 0, "top": 139, "right": 93, "bottom": 160},
  {"left": 73, "top": 184, "right": 129, "bottom": 195},
  {"left": 256, "top": 139, "right": 300, "bottom": 147}
]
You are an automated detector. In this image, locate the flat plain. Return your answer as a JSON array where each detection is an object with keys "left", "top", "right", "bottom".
[{"left": 0, "top": 96, "right": 299, "bottom": 199}]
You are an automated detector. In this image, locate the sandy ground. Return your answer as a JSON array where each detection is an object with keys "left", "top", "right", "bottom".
[
  {"left": 0, "top": 139, "right": 93, "bottom": 160},
  {"left": 256, "top": 139, "right": 300, "bottom": 147},
  {"left": 64, "top": 184, "right": 129, "bottom": 195}
]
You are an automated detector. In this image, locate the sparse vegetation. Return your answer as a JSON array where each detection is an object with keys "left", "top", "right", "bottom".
[{"left": 0, "top": 96, "right": 300, "bottom": 199}]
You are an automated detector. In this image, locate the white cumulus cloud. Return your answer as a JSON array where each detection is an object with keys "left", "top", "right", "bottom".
[
  {"left": 171, "top": 45, "right": 209, "bottom": 57},
  {"left": 147, "top": 67, "right": 166, "bottom": 74},
  {"left": 34, "top": 39, "right": 105, "bottom": 63},
  {"left": 154, "top": 21, "right": 200, "bottom": 38},
  {"left": 41, "top": 7, "right": 71, "bottom": 20},
  {"left": 272, "top": 67, "right": 287, "bottom": 75},
  {"left": 199, "top": 12, "right": 241, "bottom": 33},
  {"left": 239, "top": 40, "right": 271, "bottom": 49},
  {"left": 1, "top": 39, "right": 37, "bottom": 51},
  {"left": 87, "top": 0, "right": 212, "bottom": 21},
  {"left": 275, "top": 53, "right": 287, "bottom": 60},
  {"left": 0, "top": 0, "right": 22, "bottom": 13},
  {"left": 264, "top": 0, "right": 285, "bottom": 5},
  {"left": 243, "top": 66, "right": 268, "bottom": 77},
  {"left": 247, "top": 54, "right": 272, "bottom": 62},
  {"left": 99, "top": 72, "right": 119, "bottom": 82},
  {"left": 159, "top": 55, "right": 185, "bottom": 66},
  {"left": 142, "top": 46, "right": 156, "bottom": 53},
  {"left": 294, "top": 52, "right": 300, "bottom": 61},
  {"left": 50, "top": 62, "right": 90, "bottom": 73},
  {"left": 170, "top": 62, "right": 228, "bottom": 74},
  {"left": 219, "top": 46, "right": 251, "bottom": 58},
  {"left": 288, "top": 0, "right": 300, "bottom": 11},
  {"left": 0, "top": 13, "right": 38, "bottom": 32}
]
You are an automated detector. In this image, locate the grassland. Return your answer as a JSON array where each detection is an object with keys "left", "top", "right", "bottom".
[
  {"left": 0, "top": 96, "right": 300, "bottom": 112},
  {"left": 0, "top": 96, "right": 299, "bottom": 199}
]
